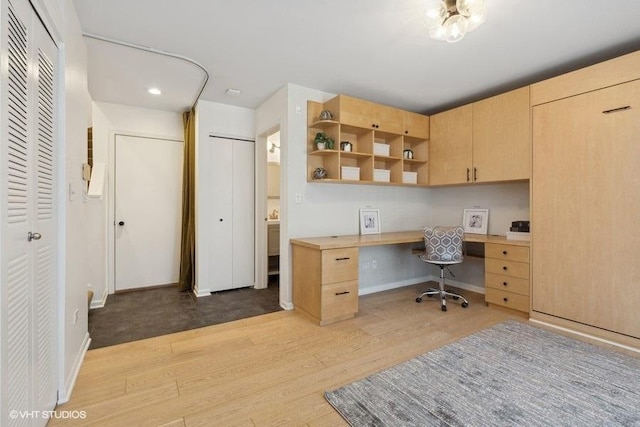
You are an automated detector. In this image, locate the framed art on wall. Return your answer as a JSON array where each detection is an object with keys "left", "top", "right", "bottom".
[
  {"left": 359, "top": 209, "right": 381, "bottom": 235},
  {"left": 463, "top": 208, "right": 489, "bottom": 234}
]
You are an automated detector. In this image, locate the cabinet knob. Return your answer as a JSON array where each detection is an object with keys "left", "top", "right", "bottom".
[
  {"left": 503, "top": 281, "right": 508, "bottom": 286},
  {"left": 502, "top": 250, "right": 507, "bottom": 255},
  {"left": 502, "top": 266, "right": 508, "bottom": 271},
  {"left": 219, "top": 218, "right": 223, "bottom": 222},
  {"left": 503, "top": 297, "right": 509, "bottom": 302},
  {"left": 405, "top": 130, "right": 408, "bottom": 134}
]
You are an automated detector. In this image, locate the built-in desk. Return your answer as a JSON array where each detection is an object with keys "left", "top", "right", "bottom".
[{"left": 291, "top": 231, "right": 530, "bottom": 325}]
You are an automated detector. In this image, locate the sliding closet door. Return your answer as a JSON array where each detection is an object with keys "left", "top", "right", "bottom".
[{"left": 0, "top": 0, "right": 58, "bottom": 424}]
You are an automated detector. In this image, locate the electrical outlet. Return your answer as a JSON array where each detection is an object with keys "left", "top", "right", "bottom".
[
  {"left": 371, "top": 260, "right": 377, "bottom": 269},
  {"left": 295, "top": 192, "right": 303, "bottom": 204}
]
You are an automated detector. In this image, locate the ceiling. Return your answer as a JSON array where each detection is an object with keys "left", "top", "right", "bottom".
[{"left": 73, "top": 0, "right": 640, "bottom": 115}]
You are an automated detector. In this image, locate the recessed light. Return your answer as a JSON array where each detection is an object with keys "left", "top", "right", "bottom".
[
  {"left": 225, "top": 88, "right": 241, "bottom": 97},
  {"left": 148, "top": 87, "right": 162, "bottom": 95}
]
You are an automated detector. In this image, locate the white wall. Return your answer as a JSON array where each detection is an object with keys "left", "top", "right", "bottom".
[
  {"left": 91, "top": 102, "right": 183, "bottom": 301},
  {"left": 55, "top": 0, "right": 95, "bottom": 403},
  {"left": 195, "top": 100, "right": 256, "bottom": 295}
]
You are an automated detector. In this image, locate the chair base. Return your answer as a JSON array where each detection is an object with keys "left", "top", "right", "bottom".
[{"left": 416, "top": 265, "right": 469, "bottom": 311}]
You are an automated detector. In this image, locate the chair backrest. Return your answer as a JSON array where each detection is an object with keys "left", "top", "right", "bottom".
[{"left": 423, "top": 226, "right": 464, "bottom": 263}]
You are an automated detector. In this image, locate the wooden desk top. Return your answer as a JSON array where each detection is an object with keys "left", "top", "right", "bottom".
[{"left": 290, "top": 230, "right": 530, "bottom": 250}]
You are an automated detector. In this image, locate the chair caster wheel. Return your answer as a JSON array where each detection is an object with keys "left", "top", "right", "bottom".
[
  {"left": 441, "top": 305, "right": 447, "bottom": 312},
  {"left": 453, "top": 296, "right": 459, "bottom": 300},
  {"left": 416, "top": 297, "right": 423, "bottom": 303},
  {"left": 461, "top": 302, "right": 469, "bottom": 308}
]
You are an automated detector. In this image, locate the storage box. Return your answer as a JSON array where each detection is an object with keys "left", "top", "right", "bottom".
[
  {"left": 402, "top": 171, "right": 418, "bottom": 184},
  {"left": 373, "top": 142, "right": 390, "bottom": 157},
  {"left": 373, "top": 168, "right": 390, "bottom": 182},
  {"left": 341, "top": 166, "right": 360, "bottom": 181}
]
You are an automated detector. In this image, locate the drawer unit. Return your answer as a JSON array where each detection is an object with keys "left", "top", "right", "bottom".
[
  {"left": 485, "top": 258, "right": 529, "bottom": 279},
  {"left": 484, "top": 243, "right": 530, "bottom": 313},
  {"left": 321, "top": 248, "right": 358, "bottom": 284},
  {"left": 485, "top": 288, "right": 530, "bottom": 313},
  {"left": 292, "top": 244, "right": 359, "bottom": 325}
]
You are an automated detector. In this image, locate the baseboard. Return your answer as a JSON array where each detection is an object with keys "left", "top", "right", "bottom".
[
  {"left": 57, "top": 332, "right": 91, "bottom": 404},
  {"left": 358, "top": 275, "right": 485, "bottom": 297},
  {"left": 193, "top": 287, "right": 212, "bottom": 298},
  {"left": 280, "top": 301, "right": 294, "bottom": 310},
  {"left": 90, "top": 287, "right": 108, "bottom": 309}
]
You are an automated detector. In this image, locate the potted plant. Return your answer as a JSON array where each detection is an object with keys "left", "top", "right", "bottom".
[{"left": 314, "top": 132, "right": 334, "bottom": 150}]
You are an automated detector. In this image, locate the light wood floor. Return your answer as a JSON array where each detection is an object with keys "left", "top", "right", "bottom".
[{"left": 51, "top": 283, "right": 527, "bottom": 426}]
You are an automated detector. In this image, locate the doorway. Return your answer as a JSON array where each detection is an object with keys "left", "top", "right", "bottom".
[
  {"left": 266, "top": 130, "right": 281, "bottom": 287},
  {"left": 114, "top": 134, "right": 183, "bottom": 291}
]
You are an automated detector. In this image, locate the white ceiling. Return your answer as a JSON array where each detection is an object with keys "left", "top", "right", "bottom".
[{"left": 73, "top": 0, "right": 640, "bottom": 114}]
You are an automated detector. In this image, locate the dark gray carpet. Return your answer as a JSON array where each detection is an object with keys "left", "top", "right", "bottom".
[
  {"left": 89, "top": 283, "right": 281, "bottom": 349},
  {"left": 325, "top": 320, "right": 640, "bottom": 427}
]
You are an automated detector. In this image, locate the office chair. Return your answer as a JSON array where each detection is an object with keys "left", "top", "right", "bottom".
[{"left": 416, "top": 225, "right": 469, "bottom": 311}]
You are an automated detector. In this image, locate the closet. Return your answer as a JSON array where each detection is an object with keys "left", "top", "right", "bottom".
[
  {"left": 199, "top": 135, "right": 255, "bottom": 292},
  {"left": 531, "top": 54, "right": 640, "bottom": 342},
  {"left": 1, "top": 0, "right": 59, "bottom": 424}
]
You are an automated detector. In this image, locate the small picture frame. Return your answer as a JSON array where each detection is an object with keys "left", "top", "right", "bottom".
[
  {"left": 463, "top": 208, "right": 489, "bottom": 235},
  {"left": 359, "top": 208, "right": 381, "bottom": 235}
]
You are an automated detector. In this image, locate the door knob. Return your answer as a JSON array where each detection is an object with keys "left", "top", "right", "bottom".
[
  {"left": 118, "top": 221, "right": 125, "bottom": 226},
  {"left": 27, "top": 232, "right": 42, "bottom": 241}
]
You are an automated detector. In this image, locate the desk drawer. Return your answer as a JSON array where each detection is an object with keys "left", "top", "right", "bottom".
[
  {"left": 485, "top": 243, "right": 529, "bottom": 263},
  {"left": 485, "top": 258, "right": 529, "bottom": 280},
  {"left": 322, "top": 248, "right": 358, "bottom": 284},
  {"left": 485, "top": 288, "right": 529, "bottom": 313},
  {"left": 321, "top": 281, "right": 358, "bottom": 322},
  {"left": 485, "top": 272, "right": 529, "bottom": 296}
]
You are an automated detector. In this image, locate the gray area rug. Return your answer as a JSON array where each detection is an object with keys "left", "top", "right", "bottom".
[{"left": 325, "top": 320, "right": 640, "bottom": 426}]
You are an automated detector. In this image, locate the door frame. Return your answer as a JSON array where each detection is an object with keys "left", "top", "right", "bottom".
[
  {"left": 255, "top": 123, "right": 281, "bottom": 290},
  {"left": 107, "top": 131, "right": 183, "bottom": 295}
]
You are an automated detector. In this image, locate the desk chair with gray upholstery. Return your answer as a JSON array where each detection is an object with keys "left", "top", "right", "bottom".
[{"left": 416, "top": 225, "right": 469, "bottom": 311}]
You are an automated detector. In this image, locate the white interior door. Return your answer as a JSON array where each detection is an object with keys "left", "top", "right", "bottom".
[
  {"left": 232, "top": 139, "right": 255, "bottom": 288},
  {"left": 210, "top": 138, "right": 234, "bottom": 288},
  {"left": 115, "top": 134, "right": 183, "bottom": 291},
  {"left": 1, "top": 0, "right": 58, "bottom": 423}
]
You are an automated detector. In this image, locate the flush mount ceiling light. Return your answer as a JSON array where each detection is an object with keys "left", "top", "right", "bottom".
[
  {"left": 425, "top": 0, "right": 487, "bottom": 43},
  {"left": 148, "top": 87, "right": 162, "bottom": 95},
  {"left": 225, "top": 88, "right": 241, "bottom": 97}
]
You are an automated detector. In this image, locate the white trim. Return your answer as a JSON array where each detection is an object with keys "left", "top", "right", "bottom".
[
  {"left": 193, "top": 287, "right": 212, "bottom": 298},
  {"left": 90, "top": 288, "right": 108, "bottom": 309},
  {"left": 57, "top": 332, "right": 91, "bottom": 404},
  {"left": 280, "top": 301, "right": 294, "bottom": 310},
  {"left": 529, "top": 319, "right": 640, "bottom": 355},
  {"left": 358, "top": 275, "right": 485, "bottom": 296}
]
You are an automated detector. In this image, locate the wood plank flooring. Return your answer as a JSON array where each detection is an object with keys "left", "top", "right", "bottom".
[{"left": 51, "top": 283, "right": 527, "bottom": 426}]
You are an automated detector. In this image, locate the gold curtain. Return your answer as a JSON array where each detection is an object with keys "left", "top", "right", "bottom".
[{"left": 178, "top": 108, "right": 196, "bottom": 291}]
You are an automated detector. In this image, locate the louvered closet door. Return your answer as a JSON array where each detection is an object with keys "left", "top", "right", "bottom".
[{"left": 1, "top": 0, "right": 58, "bottom": 425}]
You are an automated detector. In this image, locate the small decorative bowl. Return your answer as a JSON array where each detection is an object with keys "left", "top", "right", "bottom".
[{"left": 313, "top": 167, "right": 327, "bottom": 179}]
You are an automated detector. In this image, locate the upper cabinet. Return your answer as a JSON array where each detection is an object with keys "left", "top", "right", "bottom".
[
  {"left": 429, "top": 86, "right": 530, "bottom": 186},
  {"left": 472, "top": 86, "right": 530, "bottom": 183},
  {"left": 307, "top": 95, "right": 429, "bottom": 186},
  {"left": 429, "top": 104, "right": 473, "bottom": 186},
  {"left": 326, "top": 95, "right": 404, "bottom": 135}
]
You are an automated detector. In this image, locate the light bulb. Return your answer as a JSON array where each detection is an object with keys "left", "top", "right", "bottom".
[
  {"left": 424, "top": 0, "right": 447, "bottom": 29},
  {"left": 466, "top": 3, "right": 487, "bottom": 32},
  {"left": 456, "top": 0, "right": 484, "bottom": 16},
  {"left": 443, "top": 14, "right": 468, "bottom": 43}
]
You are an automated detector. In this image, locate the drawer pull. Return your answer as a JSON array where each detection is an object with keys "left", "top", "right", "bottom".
[
  {"left": 503, "top": 297, "right": 509, "bottom": 302},
  {"left": 335, "top": 291, "right": 350, "bottom": 296},
  {"left": 502, "top": 266, "right": 508, "bottom": 271},
  {"left": 502, "top": 250, "right": 507, "bottom": 255},
  {"left": 335, "top": 257, "right": 351, "bottom": 261},
  {"left": 503, "top": 282, "right": 508, "bottom": 286}
]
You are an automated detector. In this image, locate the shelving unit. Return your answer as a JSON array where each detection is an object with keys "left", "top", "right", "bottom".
[{"left": 307, "top": 95, "right": 429, "bottom": 186}]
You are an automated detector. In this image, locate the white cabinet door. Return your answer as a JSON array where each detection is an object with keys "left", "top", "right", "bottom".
[
  {"left": 231, "top": 139, "right": 255, "bottom": 288},
  {"left": 206, "top": 136, "right": 255, "bottom": 292},
  {"left": 1, "top": 0, "right": 58, "bottom": 424}
]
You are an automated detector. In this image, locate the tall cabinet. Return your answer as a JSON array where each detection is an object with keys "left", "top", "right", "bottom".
[
  {"left": 531, "top": 53, "right": 640, "bottom": 343},
  {"left": 1, "top": 0, "right": 59, "bottom": 424}
]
